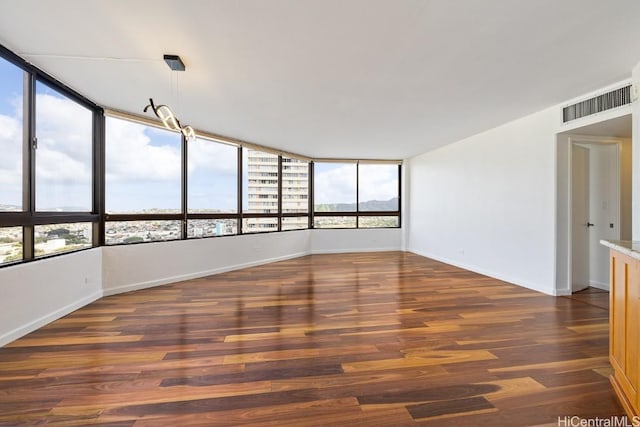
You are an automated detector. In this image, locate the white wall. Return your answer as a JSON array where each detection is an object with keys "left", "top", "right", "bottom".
[
  {"left": 311, "top": 228, "right": 403, "bottom": 254},
  {"left": 620, "top": 138, "right": 633, "bottom": 241},
  {"left": 0, "top": 249, "right": 102, "bottom": 347},
  {"left": 407, "top": 107, "right": 558, "bottom": 295}
]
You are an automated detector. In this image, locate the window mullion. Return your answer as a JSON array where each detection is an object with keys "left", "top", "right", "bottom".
[
  {"left": 356, "top": 161, "right": 360, "bottom": 228},
  {"left": 94, "top": 111, "right": 105, "bottom": 247},
  {"left": 278, "top": 156, "right": 282, "bottom": 231},
  {"left": 181, "top": 133, "right": 188, "bottom": 239},
  {"left": 23, "top": 70, "right": 35, "bottom": 260},
  {"left": 238, "top": 146, "right": 243, "bottom": 234}
]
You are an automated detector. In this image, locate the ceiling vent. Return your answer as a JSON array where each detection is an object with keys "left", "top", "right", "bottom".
[{"left": 562, "top": 84, "right": 632, "bottom": 123}]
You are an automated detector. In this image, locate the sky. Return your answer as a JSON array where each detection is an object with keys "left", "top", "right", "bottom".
[
  {"left": 0, "top": 56, "right": 23, "bottom": 208},
  {"left": 314, "top": 162, "right": 398, "bottom": 206},
  {"left": 1, "top": 56, "right": 398, "bottom": 213},
  {"left": 35, "top": 82, "right": 93, "bottom": 210},
  {"left": 106, "top": 117, "right": 181, "bottom": 212}
]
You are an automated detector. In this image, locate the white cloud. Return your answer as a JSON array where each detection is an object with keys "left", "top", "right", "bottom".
[
  {"left": 1, "top": 93, "right": 240, "bottom": 210},
  {"left": 35, "top": 94, "right": 92, "bottom": 184},
  {"left": 36, "top": 147, "right": 92, "bottom": 182},
  {"left": 0, "top": 92, "right": 97, "bottom": 208},
  {"left": 1, "top": 93, "right": 95, "bottom": 186},
  {"left": 314, "top": 163, "right": 357, "bottom": 204},
  {"left": 0, "top": 114, "right": 22, "bottom": 183},
  {"left": 358, "top": 164, "right": 398, "bottom": 202},
  {"left": 187, "top": 138, "right": 237, "bottom": 175},
  {"left": 314, "top": 163, "right": 398, "bottom": 206},
  {"left": 35, "top": 93, "right": 94, "bottom": 209},
  {"left": 106, "top": 117, "right": 181, "bottom": 182}
]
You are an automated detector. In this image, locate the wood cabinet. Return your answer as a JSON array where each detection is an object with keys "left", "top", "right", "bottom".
[{"left": 609, "top": 248, "right": 640, "bottom": 419}]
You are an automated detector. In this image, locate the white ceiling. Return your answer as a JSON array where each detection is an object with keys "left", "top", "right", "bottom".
[{"left": 0, "top": 0, "right": 639, "bottom": 159}]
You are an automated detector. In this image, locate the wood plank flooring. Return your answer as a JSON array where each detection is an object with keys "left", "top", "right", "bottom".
[
  {"left": 0, "top": 252, "right": 623, "bottom": 426},
  {"left": 565, "top": 287, "right": 609, "bottom": 310}
]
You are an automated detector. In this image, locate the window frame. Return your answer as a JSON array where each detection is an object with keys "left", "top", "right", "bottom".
[
  {"left": 312, "top": 161, "right": 401, "bottom": 229},
  {"left": 0, "top": 44, "right": 101, "bottom": 264}
]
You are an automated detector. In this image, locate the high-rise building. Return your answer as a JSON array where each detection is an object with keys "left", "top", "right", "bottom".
[
  {"left": 281, "top": 157, "right": 310, "bottom": 230},
  {"left": 245, "top": 150, "right": 308, "bottom": 233}
]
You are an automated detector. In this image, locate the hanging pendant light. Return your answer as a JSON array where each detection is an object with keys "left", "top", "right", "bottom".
[
  {"left": 144, "top": 54, "right": 196, "bottom": 140},
  {"left": 143, "top": 98, "right": 196, "bottom": 140}
]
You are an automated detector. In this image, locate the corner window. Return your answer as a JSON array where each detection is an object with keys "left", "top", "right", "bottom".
[{"left": 314, "top": 161, "right": 400, "bottom": 228}]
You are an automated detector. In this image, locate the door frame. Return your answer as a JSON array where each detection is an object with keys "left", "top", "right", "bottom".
[{"left": 567, "top": 135, "right": 622, "bottom": 294}]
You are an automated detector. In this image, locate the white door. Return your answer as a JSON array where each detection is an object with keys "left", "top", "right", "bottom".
[
  {"left": 571, "top": 145, "right": 590, "bottom": 292},
  {"left": 588, "top": 144, "right": 620, "bottom": 290}
]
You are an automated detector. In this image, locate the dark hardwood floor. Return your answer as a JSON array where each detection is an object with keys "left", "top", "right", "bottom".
[
  {"left": 0, "top": 252, "right": 623, "bottom": 426},
  {"left": 565, "top": 287, "right": 609, "bottom": 310}
]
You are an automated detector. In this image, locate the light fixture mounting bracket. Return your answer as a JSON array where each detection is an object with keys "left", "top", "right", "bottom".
[{"left": 163, "top": 54, "right": 185, "bottom": 71}]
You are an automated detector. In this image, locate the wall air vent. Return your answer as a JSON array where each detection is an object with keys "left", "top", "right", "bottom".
[{"left": 562, "top": 84, "right": 632, "bottom": 123}]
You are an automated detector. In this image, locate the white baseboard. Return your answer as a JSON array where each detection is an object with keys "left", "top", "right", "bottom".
[
  {"left": 589, "top": 280, "right": 610, "bottom": 291},
  {"left": 408, "top": 248, "right": 555, "bottom": 296},
  {"left": 0, "top": 290, "right": 103, "bottom": 347},
  {"left": 103, "top": 251, "right": 310, "bottom": 297},
  {"left": 311, "top": 247, "right": 401, "bottom": 255}
]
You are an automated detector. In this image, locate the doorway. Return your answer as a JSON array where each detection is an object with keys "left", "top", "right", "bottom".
[
  {"left": 570, "top": 140, "right": 621, "bottom": 292},
  {"left": 555, "top": 113, "right": 632, "bottom": 296}
]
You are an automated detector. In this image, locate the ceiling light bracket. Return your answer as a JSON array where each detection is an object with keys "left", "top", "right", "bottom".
[{"left": 163, "top": 54, "right": 185, "bottom": 71}]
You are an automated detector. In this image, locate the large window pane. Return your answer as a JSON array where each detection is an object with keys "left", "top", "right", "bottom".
[
  {"left": 34, "top": 223, "right": 92, "bottom": 257},
  {"left": 35, "top": 81, "right": 92, "bottom": 211},
  {"left": 314, "top": 162, "right": 356, "bottom": 212},
  {"left": 0, "top": 57, "right": 23, "bottom": 211},
  {"left": 358, "top": 164, "right": 399, "bottom": 211},
  {"left": 105, "top": 221, "right": 180, "bottom": 245},
  {"left": 243, "top": 217, "right": 278, "bottom": 233},
  {"left": 282, "top": 217, "right": 308, "bottom": 231},
  {"left": 0, "top": 227, "right": 22, "bottom": 264},
  {"left": 314, "top": 216, "right": 356, "bottom": 228},
  {"left": 188, "top": 219, "right": 237, "bottom": 238},
  {"left": 282, "top": 157, "right": 309, "bottom": 213},
  {"left": 359, "top": 216, "right": 399, "bottom": 228},
  {"left": 188, "top": 138, "right": 237, "bottom": 213},
  {"left": 243, "top": 149, "right": 278, "bottom": 214},
  {"left": 106, "top": 117, "right": 181, "bottom": 214}
]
